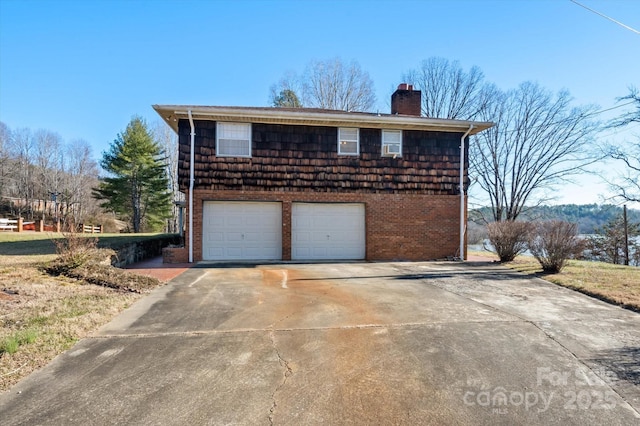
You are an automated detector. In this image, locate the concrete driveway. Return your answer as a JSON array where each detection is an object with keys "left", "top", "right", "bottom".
[{"left": 1, "top": 262, "right": 639, "bottom": 425}]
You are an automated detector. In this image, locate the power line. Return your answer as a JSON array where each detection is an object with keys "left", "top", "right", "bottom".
[
  {"left": 570, "top": 0, "right": 640, "bottom": 35},
  {"left": 587, "top": 100, "right": 636, "bottom": 118}
]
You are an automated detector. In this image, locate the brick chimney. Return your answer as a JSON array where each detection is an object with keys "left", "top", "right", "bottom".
[{"left": 391, "top": 83, "right": 422, "bottom": 116}]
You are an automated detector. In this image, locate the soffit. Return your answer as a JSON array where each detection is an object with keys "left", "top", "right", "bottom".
[{"left": 152, "top": 105, "right": 493, "bottom": 135}]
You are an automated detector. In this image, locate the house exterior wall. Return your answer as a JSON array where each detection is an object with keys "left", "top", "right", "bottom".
[
  {"left": 177, "top": 119, "right": 469, "bottom": 262},
  {"left": 178, "top": 120, "right": 469, "bottom": 195}
]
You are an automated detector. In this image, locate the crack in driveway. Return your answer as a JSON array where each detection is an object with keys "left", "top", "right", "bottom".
[
  {"left": 268, "top": 329, "right": 293, "bottom": 426},
  {"left": 94, "top": 319, "right": 525, "bottom": 339}
]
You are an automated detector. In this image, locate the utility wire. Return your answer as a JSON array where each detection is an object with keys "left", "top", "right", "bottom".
[
  {"left": 586, "top": 100, "right": 636, "bottom": 117},
  {"left": 570, "top": 0, "right": 640, "bottom": 35}
]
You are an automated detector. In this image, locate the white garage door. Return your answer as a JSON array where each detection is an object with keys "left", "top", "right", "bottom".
[
  {"left": 202, "top": 202, "right": 282, "bottom": 260},
  {"left": 292, "top": 203, "right": 365, "bottom": 260}
]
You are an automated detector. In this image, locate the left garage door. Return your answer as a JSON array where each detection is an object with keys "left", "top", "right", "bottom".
[{"left": 202, "top": 201, "right": 282, "bottom": 261}]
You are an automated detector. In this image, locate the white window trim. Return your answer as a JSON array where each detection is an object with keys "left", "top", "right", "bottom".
[
  {"left": 338, "top": 127, "right": 359, "bottom": 156},
  {"left": 381, "top": 129, "right": 402, "bottom": 157},
  {"left": 216, "top": 122, "right": 252, "bottom": 158}
]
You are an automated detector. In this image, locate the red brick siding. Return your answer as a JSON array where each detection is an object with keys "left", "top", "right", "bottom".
[
  {"left": 162, "top": 246, "right": 189, "bottom": 264},
  {"left": 186, "top": 189, "right": 464, "bottom": 262}
]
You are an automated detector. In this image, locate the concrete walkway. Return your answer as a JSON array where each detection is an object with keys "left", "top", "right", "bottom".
[
  {"left": 1, "top": 261, "right": 638, "bottom": 425},
  {"left": 124, "top": 256, "right": 191, "bottom": 282}
]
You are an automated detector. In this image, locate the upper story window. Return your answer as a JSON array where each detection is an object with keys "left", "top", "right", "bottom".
[
  {"left": 217, "top": 122, "right": 252, "bottom": 157},
  {"left": 382, "top": 129, "right": 402, "bottom": 157},
  {"left": 338, "top": 127, "right": 359, "bottom": 156}
]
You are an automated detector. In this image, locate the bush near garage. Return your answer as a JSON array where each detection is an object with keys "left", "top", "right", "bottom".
[
  {"left": 486, "top": 220, "right": 532, "bottom": 262},
  {"left": 44, "top": 232, "right": 161, "bottom": 293},
  {"left": 528, "top": 220, "right": 583, "bottom": 273}
]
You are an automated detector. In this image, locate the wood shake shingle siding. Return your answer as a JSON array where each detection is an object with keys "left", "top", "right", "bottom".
[{"left": 178, "top": 120, "right": 468, "bottom": 195}]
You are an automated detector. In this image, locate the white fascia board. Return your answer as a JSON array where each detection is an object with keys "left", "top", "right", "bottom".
[{"left": 153, "top": 105, "right": 494, "bottom": 135}]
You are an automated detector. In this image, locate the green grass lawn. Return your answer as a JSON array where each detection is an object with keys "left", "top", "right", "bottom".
[
  {"left": 0, "top": 232, "right": 175, "bottom": 258},
  {"left": 0, "top": 232, "right": 62, "bottom": 256}
]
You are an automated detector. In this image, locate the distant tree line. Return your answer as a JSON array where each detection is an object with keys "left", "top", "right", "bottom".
[
  {"left": 470, "top": 204, "right": 640, "bottom": 235},
  {"left": 469, "top": 204, "right": 640, "bottom": 267},
  {"left": 0, "top": 121, "right": 103, "bottom": 226}
]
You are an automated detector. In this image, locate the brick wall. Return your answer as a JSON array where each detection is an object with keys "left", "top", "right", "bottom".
[
  {"left": 163, "top": 246, "right": 189, "bottom": 264},
  {"left": 186, "top": 189, "right": 465, "bottom": 262}
]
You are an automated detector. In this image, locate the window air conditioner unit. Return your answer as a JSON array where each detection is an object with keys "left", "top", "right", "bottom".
[{"left": 384, "top": 144, "right": 401, "bottom": 155}]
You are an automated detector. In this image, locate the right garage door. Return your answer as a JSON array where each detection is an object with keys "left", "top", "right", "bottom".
[{"left": 292, "top": 203, "right": 365, "bottom": 260}]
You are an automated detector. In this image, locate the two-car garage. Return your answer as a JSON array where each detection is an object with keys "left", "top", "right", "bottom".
[{"left": 202, "top": 201, "right": 365, "bottom": 261}]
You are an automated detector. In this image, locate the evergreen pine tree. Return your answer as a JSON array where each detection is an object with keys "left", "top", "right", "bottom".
[
  {"left": 93, "top": 117, "right": 171, "bottom": 232},
  {"left": 272, "top": 89, "right": 302, "bottom": 108},
  {"left": 587, "top": 215, "right": 640, "bottom": 265}
]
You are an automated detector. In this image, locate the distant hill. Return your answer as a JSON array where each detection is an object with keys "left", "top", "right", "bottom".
[{"left": 469, "top": 204, "right": 640, "bottom": 234}]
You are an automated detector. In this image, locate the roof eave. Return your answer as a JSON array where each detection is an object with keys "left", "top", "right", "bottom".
[{"left": 153, "top": 105, "right": 494, "bottom": 135}]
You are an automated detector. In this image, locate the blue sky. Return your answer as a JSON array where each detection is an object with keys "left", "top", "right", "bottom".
[{"left": 1, "top": 0, "right": 639, "bottom": 206}]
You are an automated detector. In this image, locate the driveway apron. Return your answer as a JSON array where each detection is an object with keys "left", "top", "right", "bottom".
[{"left": 0, "top": 262, "right": 638, "bottom": 425}]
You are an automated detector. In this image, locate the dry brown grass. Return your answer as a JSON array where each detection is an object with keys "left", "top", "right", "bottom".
[
  {"left": 0, "top": 233, "right": 165, "bottom": 392},
  {"left": 469, "top": 250, "right": 640, "bottom": 312},
  {"left": 0, "top": 268, "right": 140, "bottom": 391}
]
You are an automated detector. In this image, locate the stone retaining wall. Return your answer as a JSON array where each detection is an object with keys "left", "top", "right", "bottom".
[{"left": 110, "top": 235, "right": 182, "bottom": 267}]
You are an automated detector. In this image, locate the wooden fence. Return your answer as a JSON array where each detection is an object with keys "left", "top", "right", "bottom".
[
  {"left": 0, "top": 218, "right": 19, "bottom": 231},
  {"left": 78, "top": 224, "right": 102, "bottom": 234},
  {"left": 0, "top": 218, "right": 101, "bottom": 233}
]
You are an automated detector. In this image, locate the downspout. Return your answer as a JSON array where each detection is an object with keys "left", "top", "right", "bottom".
[
  {"left": 460, "top": 125, "right": 474, "bottom": 261},
  {"left": 188, "top": 110, "right": 195, "bottom": 263}
]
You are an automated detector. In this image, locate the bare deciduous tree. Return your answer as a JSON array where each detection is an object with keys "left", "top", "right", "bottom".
[
  {"left": 0, "top": 121, "right": 14, "bottom": 198},
  {"left": 154, "top": 120, "right": 183, "bottom": 233},
  {"left": 270, "top": 58, "right": 376, "bottom": 112},
  {"left": 63, "top": 139, "right": 100, "bottom": 223},
  {"left": 0, "top": 122, "right": 104, "bottom": 225},
  {"left": 33, "top": 129, "right": 63, "bottom": 216},
  {"left": 607, "top": 87, "right": 640, "bottom": 202},
  {"left": 610, "top": 87, "right": 640, "bottom": 128},
  {"left": 0, "top": 122, "right": 8, "bottom": 149},
  {"left": 303, "top": 58, "right": 376, "bottom": 111},
  {"left": 402, "top": 57, "right": 491, "bottom": 119},
  {"left": 609, "top": 144, "right": 640, "bottom": 203},
  {"left": 471, "top": 82, "right": 600, "bottom": 222},
  {"left": 11, "top": 127, "right": 35, "bottom": 218}
]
